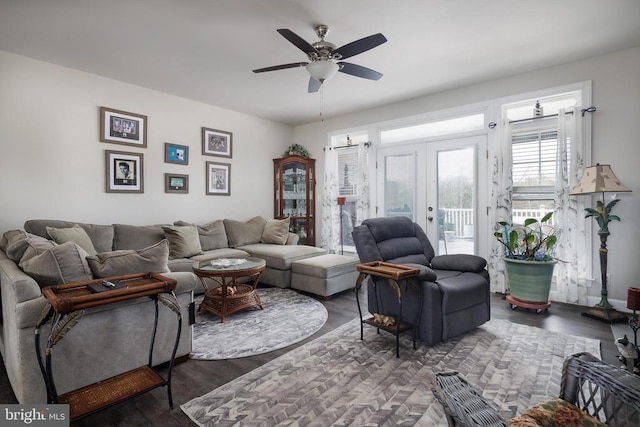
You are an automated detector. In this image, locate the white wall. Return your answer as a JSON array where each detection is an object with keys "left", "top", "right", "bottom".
[
  {"left": 0, "top": 51, "right": 293, "bottom": 232},
  {"left": 295, "top": 45, "right": 640, "bottom": 306}
]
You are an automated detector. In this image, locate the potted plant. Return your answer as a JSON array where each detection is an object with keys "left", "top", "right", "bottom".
[{"left": 494, "top": 212, "right": 558, "bottom": 311}]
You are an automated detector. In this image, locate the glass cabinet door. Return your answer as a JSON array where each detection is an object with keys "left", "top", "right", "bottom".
[{"left": 274, "top": 155, "right": 315, "bottom": 246}]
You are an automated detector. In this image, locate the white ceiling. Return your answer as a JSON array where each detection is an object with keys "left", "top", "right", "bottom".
[{"left": 2, "top": 1, "right": 640, "bottom": 127}]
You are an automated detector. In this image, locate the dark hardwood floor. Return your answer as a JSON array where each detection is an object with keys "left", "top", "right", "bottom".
[{"left": 0, "top": 288, "right": 620, "bottom": 426}]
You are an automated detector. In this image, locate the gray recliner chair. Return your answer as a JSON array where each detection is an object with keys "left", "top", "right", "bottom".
[{"left": 351, "top": 216, "right": 490, "bottom": 345}]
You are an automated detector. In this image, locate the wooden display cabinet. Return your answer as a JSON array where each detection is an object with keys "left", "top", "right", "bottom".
[{"left": 274, "top": 155, "right": 316, "bottom": 246}]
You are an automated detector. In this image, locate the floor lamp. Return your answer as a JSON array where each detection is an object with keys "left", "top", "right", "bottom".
[{"left": 570, "top": 164, "right": 631, "bottom": 323}]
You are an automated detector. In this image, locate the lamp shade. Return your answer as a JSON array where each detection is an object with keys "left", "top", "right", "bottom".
[
  {"left": 628, "top": 287, "right": 640, "bottom": 310},
  {"left": 570, "top": 164, "right": 631, "bottom": 195},
  {"left": 306, "top": 60, "right": 339, "bottom": 82}
]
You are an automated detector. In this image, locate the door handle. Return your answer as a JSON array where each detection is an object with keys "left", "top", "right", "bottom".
[{"left": 427, "top": 216, "right": 433, "bottom": 222}]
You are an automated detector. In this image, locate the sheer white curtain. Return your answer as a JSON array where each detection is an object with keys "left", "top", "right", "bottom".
[
  {"left": 554, "top": 107, "right": 588, "bottom": 304},
  {"left": 355, "top": 142, "right": 370, "bottom": 226},
  {"left": 321, "top": 147, "right": 340, "bottom": 253},
  {"left": 487, "top": 121, "right": 513, "bottom": 293}
]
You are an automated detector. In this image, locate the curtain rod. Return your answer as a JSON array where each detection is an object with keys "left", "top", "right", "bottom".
[
  {"left": 323, "top": 141, "right": 371, "bottom": 151},
  {"left": 488, "top": 106, "right": 596, "bottom": 129}
]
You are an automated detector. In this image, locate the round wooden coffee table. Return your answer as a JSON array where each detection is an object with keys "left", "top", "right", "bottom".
[{"left": 193, "top": 257, "right": 266, "bottom": 322}]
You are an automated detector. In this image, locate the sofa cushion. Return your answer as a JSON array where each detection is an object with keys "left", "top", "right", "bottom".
[
  {"left": 20, "top": 242, "right": 93, "bottom": 286},
  {"left": 437, "top": 272, "right": 489, "bottom": 313},
  {"left": 46, "top": 225, "right": 98, "bottom": 255},
  {"left": 162, "top": 225, "right": 203, "bottom": 259},
  {"left": 113, "top": 224, "right": 165, "bottom": 250},
  {"left": 86, "top": 239, "right": 170, "bottom": 278},
  {"left": 18, "top": 236, "right": 58, "bottom": 266},
  {"left": 224, "top": 216, "right": 267, "bottom": 247},
  {"left": 261, "top": 218, "right": 290, "bottom": 245},
  {"left": 239, "top": 244, "right": 326, "bottom": 270},
  {"left": 0, "top": 229, "right": 23, "bottom": 251},
  {"left": 24, "top": 219, "right": 114, "bottom": 253},
  {"left": 174, "top": 219, "right": 228, "bottom": 251},
  {"left": 3, "top": 230, "right": 34, "bottom": 262}
]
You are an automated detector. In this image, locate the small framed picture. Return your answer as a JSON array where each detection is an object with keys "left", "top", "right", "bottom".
[
  {"left": 100, "top": 107, "right": 147, "bottom": 147},
  {"left": 206, "top": 161, "right": 230, "bottom": 196},
  {"left": 105, "top": 150, "right": 143, "bottom": 193},
  {"left": 164, "top": 143, "right": 189, "bottom": 165},
  {"left": 165, "top": 173, "right": 189, "bottom": 194},
  {"left": 202, "top": 127, "right": 232, "bottom": 158}
]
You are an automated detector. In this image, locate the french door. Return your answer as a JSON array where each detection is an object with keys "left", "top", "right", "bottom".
[{"left": 377, "top": 135, "right": 487, "bottom": 256}]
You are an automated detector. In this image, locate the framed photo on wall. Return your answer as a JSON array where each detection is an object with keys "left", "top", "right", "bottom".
[
  {"left": 202, "top": 127, "right": 232, "bottom": 158},
  {"left": 206, "top": 161, "right": 230, "bottom": 196},
  {"left": 100, "top": 107, "right": 147, "bottom": 147},
  {"left": 164, "top": 143, "right": 189, "bottom": 165},
  {"left": 165, "top": 173, "right": 189, "bottom": 194},
  {"left": 105, "top": 150, "right": 144, "bottom": 193}
]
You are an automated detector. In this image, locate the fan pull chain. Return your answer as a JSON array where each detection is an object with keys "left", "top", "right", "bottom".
[{"left": 320, "top": 84, "right": 324, "bottom": 123}]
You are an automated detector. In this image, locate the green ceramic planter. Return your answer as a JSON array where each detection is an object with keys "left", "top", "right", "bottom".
[{"left": 503, "top": 258, "right": 556, "bottom": 304}]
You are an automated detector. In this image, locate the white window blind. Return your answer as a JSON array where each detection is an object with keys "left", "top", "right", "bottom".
[
  {"left": 338, "top": 149, "right": 358, "bottom": 197},
  {"left": 512, "top": 128, "right": 560, "bottom": 193}
]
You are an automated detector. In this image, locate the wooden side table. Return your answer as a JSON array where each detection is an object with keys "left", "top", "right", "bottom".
[
  {"left": 35, "top": 272, "right": 182, "bottom": 421},
  {"left": 354, "top": 261, "right": 422, "bottom": 358}
]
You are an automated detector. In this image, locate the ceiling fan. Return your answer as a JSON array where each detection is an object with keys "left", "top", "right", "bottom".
[{"left": 253, "top": 25, "right": 387, "bottom": 93}]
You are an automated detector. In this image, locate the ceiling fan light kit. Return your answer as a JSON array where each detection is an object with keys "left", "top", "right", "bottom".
[
  {"left": 253, "top": 24, "right": 387, "bottom": 93},
  {"left": 306, "top": 60, "right": 339, "bottom": 83}
]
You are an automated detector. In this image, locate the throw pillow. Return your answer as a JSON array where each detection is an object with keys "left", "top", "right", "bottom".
[
  {"left": 223, "top": 216, "right": 267, "bottom": 247},
  {"left": 46, "top": 225, "right": 98, "bottom": 256},
  {"left": 86, "top": 239, "right": 170, "bottom": 278},
  {"left": 162, "top": 225, "right": 203, "bottom": 259},
  {"left": 261, "top": 218, "right": 290, "bottom": 245},
  {"left": 174, "top": 219, "right": 228, "bottom": 251},
  {"left": 508, "top": 398, "right": 607, "bottom": 427},
  {"left": 20, "top": 242, "right": 93, "bottom": 287}
]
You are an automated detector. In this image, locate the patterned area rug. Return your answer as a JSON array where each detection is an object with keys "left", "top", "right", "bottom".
[
  {"left": 182, "top": 318, "right": 600, "bottom": 426},
  {"left": 191, "top": 287, "right": 328, "bottom": 360}
]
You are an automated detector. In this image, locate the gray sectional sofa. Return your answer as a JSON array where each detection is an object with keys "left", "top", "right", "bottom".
[{"left": 0, "top": 215, "right": 326, "bottom": 403}]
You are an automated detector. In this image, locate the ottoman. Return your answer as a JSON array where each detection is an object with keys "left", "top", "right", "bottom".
[{"left": 291, "top": 254, "right": 360, "bottom": 299}]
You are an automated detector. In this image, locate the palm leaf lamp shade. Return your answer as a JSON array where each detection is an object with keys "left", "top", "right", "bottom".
[{"left": 570, "top": 164, "right": 631, "bottom": 323}]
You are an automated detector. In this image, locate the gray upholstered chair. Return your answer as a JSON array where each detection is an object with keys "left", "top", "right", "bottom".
[{"left": 351, "top": 216, "right": 490, "bottom": 345}]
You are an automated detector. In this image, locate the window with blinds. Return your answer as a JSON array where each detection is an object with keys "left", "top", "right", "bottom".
[
  {"left": 338, "top": 149, "right": 358, "bottom": 196},
  {"left": 512, "top": 128, "right": 561, "bottom": 192},
  {"left": 511, "top": 126, "right": 563, "bottom": 214}
]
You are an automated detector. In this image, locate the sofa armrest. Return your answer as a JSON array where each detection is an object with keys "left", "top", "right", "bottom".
[
  {"left": 430, "top": 254, "right": 487, "bottom": 273},
  {"left": 0, "top": 252, "right": 42, "bottom": 304}
]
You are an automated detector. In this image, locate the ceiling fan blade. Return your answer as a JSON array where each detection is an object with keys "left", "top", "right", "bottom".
[
  {"left": 338, "top": 62, "right": 383, "bottom": 80},
  {"left": 253, "top": 62, "right": 308, "bottom": 73},
  {"left": 277, "top": 29, "right": 319, "bottom": 56},
  {"left": 333, "top": 33, "right": 387, "bottom": 60},
  {"left": 308, "top": 77, "right": 321, "bottom": 93}
]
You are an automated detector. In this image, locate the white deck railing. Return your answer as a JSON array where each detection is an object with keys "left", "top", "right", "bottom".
[{"left": 442, "top": 207, "right": 553, "bottom": 237}]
